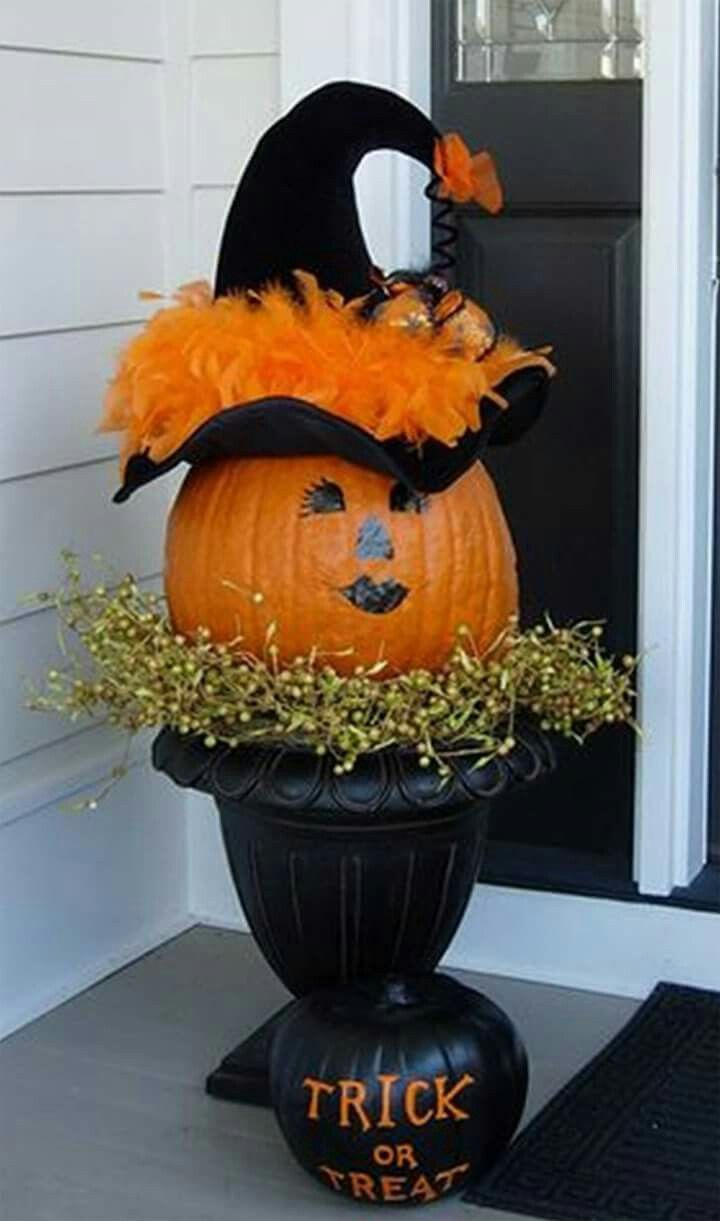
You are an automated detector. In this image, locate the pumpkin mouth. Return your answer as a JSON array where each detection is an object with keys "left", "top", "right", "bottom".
[{"left": 339, "top": 575, "right": 409, "bottom": 614}]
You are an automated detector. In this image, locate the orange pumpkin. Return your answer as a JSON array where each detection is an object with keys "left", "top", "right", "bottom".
[{"left": 164, "top": 454, "right": 518, "bottom": 675}]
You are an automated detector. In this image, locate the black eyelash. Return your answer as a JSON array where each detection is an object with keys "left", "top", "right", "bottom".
[
  {"left": 301, "top": 479, "right": 346, "bottom": 516},
  {"left": 389, "top": 482, "right": 429, "bottom": 514}
]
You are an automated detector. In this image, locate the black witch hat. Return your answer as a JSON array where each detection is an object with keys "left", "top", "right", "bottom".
[{"left": 108, "top": 81, "right": 552, "bottom": 503}]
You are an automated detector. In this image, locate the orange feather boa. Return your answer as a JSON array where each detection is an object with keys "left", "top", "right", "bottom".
[{"left": 101, "top": 272, "right": 553, "bottom": 474}]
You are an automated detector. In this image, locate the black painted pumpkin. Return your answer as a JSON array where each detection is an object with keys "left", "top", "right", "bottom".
[{"left": 270, "top": 973, "right": 527, "bottom": 1206}]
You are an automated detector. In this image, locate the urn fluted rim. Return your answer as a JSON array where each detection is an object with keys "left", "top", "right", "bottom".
[{"left": 152, "top": 721, "right": 556, "bottom": 825}]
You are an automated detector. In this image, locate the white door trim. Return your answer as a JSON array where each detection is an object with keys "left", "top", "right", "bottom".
[
  {"left": 635, "top": 0, "right": 718, "bottom": 893},
  {"left": 445, "top": 883, "right": 720, "bottom": 998}
]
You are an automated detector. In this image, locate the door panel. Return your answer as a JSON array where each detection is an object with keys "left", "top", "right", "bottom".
[
  {"left": 435, "top": 82, "right": 641, "bottom": 207},
  {"left": 457, "top": 214, "right": 639, "bottom": 636}
]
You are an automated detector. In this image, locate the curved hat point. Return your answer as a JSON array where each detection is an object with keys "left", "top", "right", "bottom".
[{"left": 214, "top": 82, "right": 441, "bottom": 300}]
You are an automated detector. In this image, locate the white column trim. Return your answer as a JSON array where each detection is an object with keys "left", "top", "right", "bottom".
[
  {"left": 635, "top": 0, "right": 718, "bottom": 893},
  {"left": 444, "top": 884, "right": 720, "bottom": 998}
]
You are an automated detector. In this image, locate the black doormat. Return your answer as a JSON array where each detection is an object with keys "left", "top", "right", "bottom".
[{"left": 465, "top": 982, "right": 720, "bottom": 1221}]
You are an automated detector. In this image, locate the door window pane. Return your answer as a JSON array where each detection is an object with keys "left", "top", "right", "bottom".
[{"left": 458, "top": 0, "right": 645, "bottom": 82}]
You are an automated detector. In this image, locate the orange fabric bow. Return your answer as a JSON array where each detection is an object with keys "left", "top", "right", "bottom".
[{"left": 433, "top": 133, "right": 503, "bottom": 214}]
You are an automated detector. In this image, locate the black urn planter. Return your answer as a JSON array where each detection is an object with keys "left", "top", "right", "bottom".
[{"left": 153, "top": 724, "right": 554, "bottom": 1105}]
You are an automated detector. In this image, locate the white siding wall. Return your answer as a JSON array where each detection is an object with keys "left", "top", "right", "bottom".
[
  {"left": 189, "top": 0, "right": 279, "bottom": 280},
  {"left": 0, "top": 0, "right": 279, "bottom": 1037}
]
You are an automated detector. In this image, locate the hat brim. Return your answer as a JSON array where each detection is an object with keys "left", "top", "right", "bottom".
[{"left": 113, "top": 366, "right": 550, "bottom": 503}]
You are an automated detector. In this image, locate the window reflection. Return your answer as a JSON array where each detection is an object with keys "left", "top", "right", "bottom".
[{"left": 457, "top": 0, "right": 644, "bottom": 82}]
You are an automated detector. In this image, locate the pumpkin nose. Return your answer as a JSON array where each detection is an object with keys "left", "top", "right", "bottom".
[{"left": 356, "top": 515, "right": 394, "bottom": 561}]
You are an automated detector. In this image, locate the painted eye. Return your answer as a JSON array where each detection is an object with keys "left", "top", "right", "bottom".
[
  {"left": 301, "top": 479, "right": 346, "bottom": 516},
  {"left": 389, "top": 482, "right": 429, "bottom": 514}
]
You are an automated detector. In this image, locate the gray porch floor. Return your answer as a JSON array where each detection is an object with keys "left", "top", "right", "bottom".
[{"left": 0, "top": 926, "right": 638, "bottom": 1221}]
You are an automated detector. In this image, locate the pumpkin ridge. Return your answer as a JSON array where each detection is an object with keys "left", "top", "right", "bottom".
[
  {"left": 446, "top": 470, "right": 464, "bottom": 655},
  {"left": 478, "top": 464, "right": 517, "bottom": 655},
  {"left": 477, "top": 466, "right": 499, "bottom": 656}
]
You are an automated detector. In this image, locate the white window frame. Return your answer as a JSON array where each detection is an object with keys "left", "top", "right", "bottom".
[{"left": 273, "top": 0, "right": 720, "bottom": 996}]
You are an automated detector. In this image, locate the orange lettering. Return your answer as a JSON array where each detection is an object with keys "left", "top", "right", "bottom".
[
  {"left": 349, "top": 1172, "right": 376, "bottom": 1201},
  {"left": 380, "top": 1175, "right": 407, "bottom": 1202},
  {"left": 395, "top": 1143, "right": 419, "bottom": 1169},
  {"left": 435, "top": 1162, "right": 470, "bottom": 1192},
  {"left": 302, "top": 1077, "right": 335, "bottom": 1120},
  {"left": 377, "top": 1073, "right": 401, "bottom": 1128},
  {"left": 405, "top": 1079, "right": 433, "bottom": 1125},
  {"left": 434, "top": 1073, "right": 475, "bottom": 1120},
  {"left": 338, "top": 1079, "right": 372, "bottom": 1132},
  {"left": 318, "top": 1165, "right": 345, "bottom": 1191},
  {"left": 409, "top": 1174, "right": 438, "bottom": 1203},
  {"left": 372, "top": 1144, "right": 395, "bottom": 1166}
]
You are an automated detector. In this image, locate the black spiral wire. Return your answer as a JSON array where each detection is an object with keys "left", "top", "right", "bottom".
[{"left": 425, "top": 173, "right": 458, "bottom": 279}]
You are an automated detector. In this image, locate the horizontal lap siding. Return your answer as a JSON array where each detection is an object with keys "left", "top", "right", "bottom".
[
  {"left": 0, "top": 194, "right": 164, "bottom": 335},
  {"left": 0, "top": 52, "right": 164, "bottom": 190},
  {"left": 189, "top": 5, "right": 279, "bottom": 280},
  {"left": 0, "top": 0, "right": 280, "bottom": 1039},
  {"left": 1, "top": 325, "right": 140, "bottom": 479},
  {"left": 189, "top": 0, "right": 278, "bottom": 56},
  {"left": 0, "top": 0, "right": 280, "bottom": 797},
  {"left": 0, "top": 1, "right": 164, "bottom": 59},
  {"left": 0, "top": 465, "right": 179, "bottom": 622},
  {"left": 0, "top": 14, "right": 167, "bottom": 789},
  {"left": 2, "top": 576, "right": 162, "bottom": 764},
  {"left": 191, "top": 58, "right": 279, "bottom": 186}
]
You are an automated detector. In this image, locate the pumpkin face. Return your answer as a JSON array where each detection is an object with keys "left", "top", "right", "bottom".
[
  {"left": 270, "top": 973, "right": 528, "bottom": 1205},
  {"left": 164, "top": 453, "right": 517, "bottom": 674}
]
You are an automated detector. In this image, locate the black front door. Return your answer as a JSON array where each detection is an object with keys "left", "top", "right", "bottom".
[{"left": 432, "top": 0, "right": 642, "bottom": 892}]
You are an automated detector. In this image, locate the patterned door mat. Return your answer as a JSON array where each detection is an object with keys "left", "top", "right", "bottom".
[{"left": 465, "top": 981, "right": 720, "bottom": 1221}]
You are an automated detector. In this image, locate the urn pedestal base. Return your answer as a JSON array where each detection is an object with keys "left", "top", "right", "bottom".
[
  {"left": 205, "top": 1004, "right": 292, "bottom": 1105},
  {"left": 152, "top": 725, "right": 555, "bottom": 1113}
]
